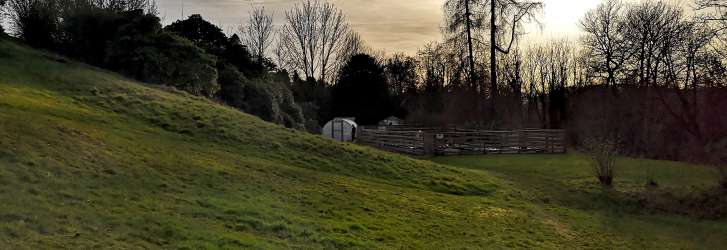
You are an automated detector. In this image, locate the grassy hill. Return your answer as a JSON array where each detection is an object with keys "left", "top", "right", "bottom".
[{"left": 0, "top": 39, "right": 725, "bottom": 249}]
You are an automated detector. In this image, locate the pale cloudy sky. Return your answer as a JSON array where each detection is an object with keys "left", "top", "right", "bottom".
[{"left": 156, "top": 0, "right": 603, "bottom": 54}]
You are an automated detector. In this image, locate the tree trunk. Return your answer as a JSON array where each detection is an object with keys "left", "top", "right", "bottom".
[
  {"left": 465, "top": 0, "right": 476, "bottom": 91},
  {"left": 490, "top": 0, "right": 497, "bottom": 117}
]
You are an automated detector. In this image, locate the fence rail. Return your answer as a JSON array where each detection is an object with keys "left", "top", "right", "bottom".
[
  {"left": 357, "top": 127, "right": 566, "bottom": 156},
  {"left": 357, "top": 129, "right": 426, "bottom": 155}
]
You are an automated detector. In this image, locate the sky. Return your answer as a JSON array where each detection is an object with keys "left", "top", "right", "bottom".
[{"left": 157, "top": 0, "right": 603, "bottom": 54}]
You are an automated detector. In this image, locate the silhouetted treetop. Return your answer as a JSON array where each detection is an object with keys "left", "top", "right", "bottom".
[{"left": 165, "top": 14, "right": 229, "bottom": 56}]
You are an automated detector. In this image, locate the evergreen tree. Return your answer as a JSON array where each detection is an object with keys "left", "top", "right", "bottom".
[{"left": 332, "top": 53, "right": 392, "bottom": 125}]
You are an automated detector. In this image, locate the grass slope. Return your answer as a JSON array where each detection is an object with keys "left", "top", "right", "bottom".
[
  {"left": 0, "top": 40, "right": 724, "bottom": 249},
  {"left": 0, "top": 40, "right": 536, "bottom": 249}
]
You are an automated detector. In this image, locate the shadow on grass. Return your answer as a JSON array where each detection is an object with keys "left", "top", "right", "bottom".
[{"left": 430, "top": 154, "right": 727, "bottom": 220}]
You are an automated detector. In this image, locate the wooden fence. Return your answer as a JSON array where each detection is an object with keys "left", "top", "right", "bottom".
[
  {"left": 357, "top": 126, "right": 566, "bottom": 156},
  {"left": 356, "top": 129, "right": 426, "bottom": 155}
]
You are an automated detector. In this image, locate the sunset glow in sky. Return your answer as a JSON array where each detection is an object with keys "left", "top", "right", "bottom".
[{"left": 157, "top": 0, "right": 603, "bottom": 54}]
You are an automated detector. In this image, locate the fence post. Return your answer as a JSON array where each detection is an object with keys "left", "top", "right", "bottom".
[
  {"left": 516, "top": 130, "right": 521, "bottom": 154},
  {"left": 423, "top": 132, "right": 435, "bottom": 155},
  {"left": 546, "top": 132, "right": 551, "bottom": 154}
]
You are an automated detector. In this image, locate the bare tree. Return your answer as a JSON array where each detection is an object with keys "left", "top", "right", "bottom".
[
  {"left": 580, "top": 0, "right": 631, "bottom": 87},
  {"left": 499, "top": 48, "right": 523, "bottom": 98},
  {"left": 273, "top": 35, "right": 292, "bottom": 73},
  {"left": 84, "top": 0, "right": 158, "bottom": 13},
  {"left": 444, "top": 0, "right": 488, "bottom": 90},
  {"left": 417, "top": 42, "right": 448, "bottom": 91},
  {"left": 329, "top": 30, "right": 365, "bottom": 80},
  {"left": 278, "top": 0, "right": 356, "bottom": 83},
  {"left": 497, "top": 48, "right": 525, "bottom": 125},
  {"left": 521, "top": 40, "right": 575, "bottom": 128},
  {"left": 385, "top": 53, "right": 419, "bottom": 96},
  {"left": 571, "top": 47, "right": 593, "bottom": 88},
  {"left": 623, "top": 1, "right": 683, "bottom": 87},
  {"left": 695, "top": 0, "right": 727, "bottom": 57},
  {"left": 488, "top": 0, "right": 542, "bottom": 102},
  {"left": 657, "top": 18, "right": 712, "bottom": 142},
  {"left": 523, "top": 43, "right": 551, "bottom": 127},
  {"left": 696, "top": 0, "right": 727, "bottom": 22},
  {"left": 416, "top": 40, "right": 484, "bottom": 91},
  {"left": 240, "top": 6, "right": 274, "bottom": 64},
  {"left": 317, "top": 1, "right": 349, "bottom": 82},
  {"left": 629, "top": 2, "right": 727, "bottom": 168},
  {"left": 279, "top": 0, "right": 317, "bottom": 80}
]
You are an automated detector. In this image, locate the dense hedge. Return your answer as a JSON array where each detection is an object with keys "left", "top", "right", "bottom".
[{"left": 6, "top": 0, "right": 306, "bottom": 128}]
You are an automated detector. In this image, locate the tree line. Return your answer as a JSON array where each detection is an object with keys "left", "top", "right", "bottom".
[{"left": 424, "top": 0, "right": 727, "bottom": 164}]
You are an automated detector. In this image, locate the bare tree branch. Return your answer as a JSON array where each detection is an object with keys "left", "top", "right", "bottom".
[
  {"left": 278, "top": 0, "right": 360, "bottom": 83},
  {"left": 240, "top": 5, "right": 274, "bottom": 64}
]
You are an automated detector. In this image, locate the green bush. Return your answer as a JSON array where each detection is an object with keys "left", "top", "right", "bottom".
[
  {"left": 59, "top": 1, "right": 120, "bottom": 65},
  {"left": 163, "top": 14, "right": 263, "bottom": 78},
  {"left": 716, "top": 160, "right": 727, "bottom": 190},
  {"left": 163, "top": 14, "right": 229, "bottom": 56},
  {"left": 104, "top": 11, "right": 219, "bottom": 97},
  {"left": 6, "top": 0, "right": 62, "bottom": 49},
  {"left": 297, "top": 102, "right": 321, "bottom": 132},
  {"left": 164, "top": 14, "right": 305, "bottom": 128},
  {"left": 7, "top": 2, "right": 221, "bottom": 98},
  {"left": 6, "top": 2, "right": 305, "bottom": 128},
  {"left": 246, "top": 77, "right": 304, "bottom": 129},
  {"left": 218, "top": 66, "right": 304, "bottom": 129},
  {"left": 218, "top": 66, "right": 248, "bottom": 109}
]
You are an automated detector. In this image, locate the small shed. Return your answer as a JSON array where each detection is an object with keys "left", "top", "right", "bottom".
[
  {"left": 378, "top": 116, "right": 403, "bottom": 126},
  {"left": 322, "top": 117, "right": 358, "bottom": 142}
]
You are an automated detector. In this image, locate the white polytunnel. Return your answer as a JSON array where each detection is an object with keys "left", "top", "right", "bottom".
[{"left": 321, "top": 117, "right": 358, "bottom": 142}]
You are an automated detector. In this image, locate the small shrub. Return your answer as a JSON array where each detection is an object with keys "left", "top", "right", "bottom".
[
  {"left": 716, "top": 156, "right": 727, "bottom": 190},
  {"left": 583, "top": 137, "right": 619, "bottom": 186},
  {"left": 645, "top": 175, "right": 658, "bottom": 187},
  {"left": 706, "top": 140, "right": 727, "bottom": 190},
  {"left": 718, "top": 165, "right": 727, "bottom": 190},
  {"left": 644, "top": 161, "right": 658, "bottom": 187}
]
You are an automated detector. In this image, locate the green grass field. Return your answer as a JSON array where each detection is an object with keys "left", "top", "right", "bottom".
[
  {"left": 1, "top": 39, "right": 725, "bottom": 249},
  {"left": 431, "top": 154, "right": 726, "bottom": 249}
]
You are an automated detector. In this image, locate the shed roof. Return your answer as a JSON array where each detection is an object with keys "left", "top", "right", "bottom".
[{"left": 382, "top": 116, "right": 402, "bottom": 121}]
